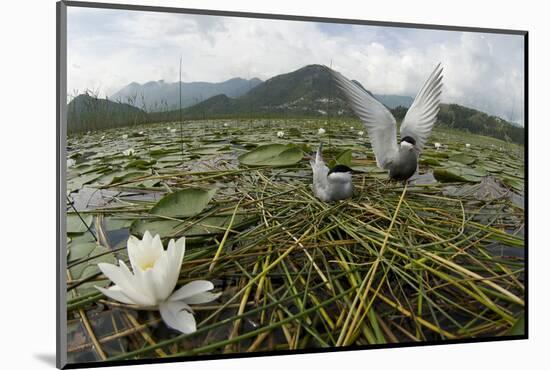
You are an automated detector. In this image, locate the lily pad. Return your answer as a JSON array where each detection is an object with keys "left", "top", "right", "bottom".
[
  {"left": 434, "top": 167, "right": 483, "bottom": 183},
  {"left": 335, "top": 149, "right": 353, "bottom": 167},
  {"left": 419, "top": 157, "right": 441, "bottom": 166},
  {"left": 501, "top": 176, "right": 524, "bottom": 191},
  {"left": 506, "top": 314, "right": 525, "bottom": 336},
  {"left": 67, "top": 173, "right": 103, "bottom": 192},
  {"left": 125, "top": 159, "right": 156, "bottom": 169},
  {"left": 131, "top": 214, "right": 247, "bottom": 239},
  {"left": 150, "top": 188, "right": 216, "bottom": 218},
  {"left": 67, "top": 214, "right": 93, "bottom": 234},
  {"left": 238, "top": 144, "right": 303, "bottom": 167},
  {"left": 130, "top": 219, "right": 182, "bottom": 238},
  {"left": 68, "top": 243, "right": 116, "bottom": 296},
  {"left": 449, "top": 153, "right": 476, "bottom": 165}
]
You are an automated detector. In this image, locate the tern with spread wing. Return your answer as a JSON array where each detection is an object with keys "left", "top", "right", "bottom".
[
  {"left": 310, "top": 143, "right": 354, "bottom": 202},
  {"left": 330, "top": 64, "right": 443, "bottom": 182}
]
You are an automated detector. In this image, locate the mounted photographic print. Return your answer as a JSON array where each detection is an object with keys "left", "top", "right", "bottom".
[{"left": 56, "top": 1, "right": 527, "bottom": 368}]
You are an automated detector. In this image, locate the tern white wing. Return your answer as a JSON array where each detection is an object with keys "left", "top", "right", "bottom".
[
  {"left": 329, "top": 67, "right": 398, "bottom": 170},
  {"left": 400, "top": 63, "right": 443, "bottom": 151},
  {"left": 310, "top": 143, "right": 330, "bottom": 201}
]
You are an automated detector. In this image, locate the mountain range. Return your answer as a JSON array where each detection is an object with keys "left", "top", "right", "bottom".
[
  {"left": 67, "top": 64, "right": 523, "bottom": 144},
  {"left": 110, "top": 77, "right": 263, "bottom": 111},
  {"left": 150, "top": 65, "right": 414, "bottom": 120}
]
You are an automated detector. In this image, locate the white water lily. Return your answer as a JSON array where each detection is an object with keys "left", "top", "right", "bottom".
[
  {"left": 434, "top": 142, "right": 442, "bottom": 150},
  {"left": 123, "top": 148, "right": 135, "bottom": 156},
  {"left": 95, "top": 231, "right": 221, "bottom": 334},
  {"left": 100, "top": 135, "right": 105, "bottom": 141},
  {"left": 350, "top": 126, "right": 354, "bottom": 130},
  {"left": 139, "top": 131, "right": 145, "bottom": 135},
  {"left": 122, "top": 134, "right": 128, "bottom": 139},
  {"left": 166, "top": 126, "right": 171, "bottom": 131},
  {"left": 465, "top": 143, "right": 471, "bottom": 148},
  {"left": 170, "top": 128, "right": 177, "bottom": 134},
  {"left": 358, "top": 131, "right": 364, "bottom": 136},
  {"left": 223, "top": 123, "right": 229, "bottom": 127},
  {"left": 277, "top": 131, "right": 285, "bottom": 138},
  {"left": 318, "top": 128, "right": 326, "bottom": 135}
]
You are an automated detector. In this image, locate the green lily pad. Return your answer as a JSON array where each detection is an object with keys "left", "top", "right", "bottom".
[
  {"left": 67, "top": 214, "right": 93, "bottom": 234},
  {"left": 125, "top": 159, "right": 156, "bottom": 169},
  {"left": 335, "top": 149, "right": 353, "bottom": 167},
  {"left": 131, "top": 214, "right": 246, "bottom": 239},
  {"left": 419, "top": 157, "right": 441, "bottom": 166},
  {"left": 108, "top": 171, "right": 148, "bottom": 185},
  {"left": 104, "top": 218, "right": 134, "bottom": 231},
  {"left": 68, "top": 243, "right": 116, "bottom": 296},
  {"left": 238, "top": 144, "right": 303, "bottom": 167},
  {"left": 506, "top": 314, "right": 525, "bottom": 336},
  {"left": 434, "top": 167, "right": 482, "bottom": 183},
  {"left": 501, "top": 176, "right": 524, "bottom": 191},
  {"left": 67, "top": 173, "right": 103, "bottom": 192},
  {"left": 449, "top": 153, "right": 476, "bottom": 165},
  {"left": 68, "top": 242, "right": 96, "bottom": 263},
  {"left": 149, "top": 148, "right": 180, "bottom": 157},
  {"left": 130, "top": 219, "right": 182, "bottom": 238},
  {"left": 150, "top": 188, "right": 216, "bottom": 218},
  {"left": 427, "top": 151, "right": 449, "bottom": 159}
]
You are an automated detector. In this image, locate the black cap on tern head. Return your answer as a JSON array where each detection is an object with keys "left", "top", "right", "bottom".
[
  {"left": 328, "top": 164, "right": 353, "bottom": 175},
  {"left": 400, "top": 136, "right": 416, "bottom": 146}
]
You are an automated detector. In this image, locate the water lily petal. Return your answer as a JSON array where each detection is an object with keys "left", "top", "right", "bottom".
[
  {"left": 169, "top": 280, "right": 214, "bottom": 302},
  {"left": 127, "top": 232, "right": 163, "bottom": 273},
  {"left": 174, "top": 236, "right": 186, "bottom": 259},
  {"left": 98, "top": 261, "right": 155, "bottom": 306},
  {"left": 142, "top": 230, "right": 153, "bottom": 247},
  {"left": 151, "top": 233, "right": 164, "bottom": 254},
  {"left": 97, "top": 262, "right": 132, "bottom": 289},
  {"left": 132, "top": 266, "right": 161, "bottom": 304},
  {"left": 148, "top": 253, "right": 173, "bottom": 301},
  {"left": 164, "top": 237, "right": 185, "bottom": 295},
  {"left": 183, "top": 291, "right": 222, "bottom": 304},
  {"left": 159, "top": 301, "right": 196, "bottom": 334},
  {"left": 95, "top": 285, "right": 135, "bottom": 305},
  {"left": 126, "top": 235, "right": 142, "bottom": 272}
]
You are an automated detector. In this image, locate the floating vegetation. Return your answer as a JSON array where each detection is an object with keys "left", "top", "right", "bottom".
[
  {"left": 66, "top": 119, "right": 524, "bottom": 363},
  {"left": 238, "top": 143, "right": 303, "bottom": 167}
]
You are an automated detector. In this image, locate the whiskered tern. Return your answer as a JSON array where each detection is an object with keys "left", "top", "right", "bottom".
[
  {"left": 310, "top": 143, "right": 354, "bottom": 202},
  {"left": 330, "top": 63, "right": 443, "bottom": 182}
]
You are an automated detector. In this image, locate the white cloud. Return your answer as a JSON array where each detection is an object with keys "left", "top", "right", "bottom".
[{"left": 67, "top": 7, "right": 525, "bottom": 125}]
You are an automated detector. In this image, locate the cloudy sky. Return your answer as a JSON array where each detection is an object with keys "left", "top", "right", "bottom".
[{"left": 67, "top": 6, "right": 525, "bottom": 125}]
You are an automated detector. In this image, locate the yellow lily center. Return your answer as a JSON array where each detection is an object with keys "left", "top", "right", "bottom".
[{"left": 140, "top": 260, "right": 156, "bottom": 271}]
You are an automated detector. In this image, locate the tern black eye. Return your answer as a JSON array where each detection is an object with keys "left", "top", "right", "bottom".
[
  {"left": 401, "top": 136, "right": 416, "bottom": 146},
  {"left": 328, "top": 164, "right": 353, "bottom": 175}
]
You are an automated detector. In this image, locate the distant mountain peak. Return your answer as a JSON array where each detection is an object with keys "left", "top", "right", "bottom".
[{"left": 111, "top": 77, "right": 263, "bottom": 111}]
